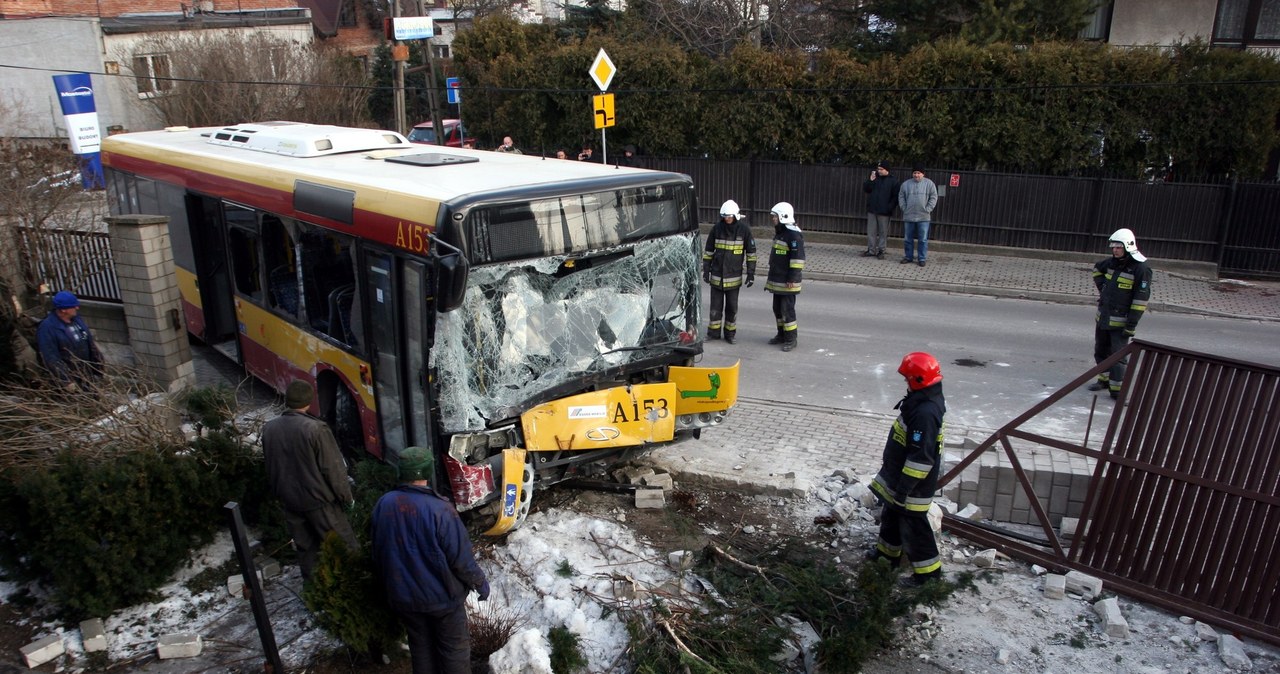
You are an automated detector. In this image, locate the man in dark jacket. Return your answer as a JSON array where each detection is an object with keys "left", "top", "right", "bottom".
[
  {"left": 1090, "top": 228, "right": 1152, "bottom": 400},
  {"left": 372, "top": 446, "right": 489, "bottom": 674},
  {"left": 36, "top": 291, "right": 103, "bottom": 391},
  {"left": 764, "top": 202, "right": 805, "bottom": 352},
  {"left": 869, "top": 352, "right": 946, "bottom": 588},
  {"left": 703, "top": 199, "right": 757, "bottom": 344},
  {"left": 261, "top": 379, "right": 357, "bottom": 580},
  {"left": 862, "top": 161, "right": 899, "bottom": 259}
]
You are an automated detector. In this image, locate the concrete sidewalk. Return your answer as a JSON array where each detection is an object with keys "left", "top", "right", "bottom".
[{"left": 765, "top": 235, "right": 1280, "bottom": 322}]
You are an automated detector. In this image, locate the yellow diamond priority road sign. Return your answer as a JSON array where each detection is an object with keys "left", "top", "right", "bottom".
[{"left": 589, "top": 48, "right": 616, "bottom": 92}]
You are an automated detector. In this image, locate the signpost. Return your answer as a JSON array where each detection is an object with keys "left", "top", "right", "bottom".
[
  {"left": 446, "top": 77, "right": 464, "bottom": 147},
  {"left": 588, "top": 49, "right": 616, "bottom": 163}
]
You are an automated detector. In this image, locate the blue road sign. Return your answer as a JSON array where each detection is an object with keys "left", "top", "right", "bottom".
[{"left": 446, "top": 77, "right": 461, "bottom": 105}]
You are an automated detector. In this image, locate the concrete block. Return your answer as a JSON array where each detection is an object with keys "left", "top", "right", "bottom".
[
  {"left": 228, "top": 574, "right": 246, "bottom": 597},
  {"left": 21, "top": 634, "right": 65, "bottom": 668},
  {"left": 831, "top": 498, "right": 857, "bottom": 523},
  {"left": 1065, "top": 570, "right": 1103, "bottom": 599},
  {"left": 635, "top": 488, "right": 665, "bottom": 509},
  {"left": 956, "top": 503, "right": 983, "bottom": 519},
  {"left": 993, "top": 493, "right": 1013, "bottom": 521},
  {"left": 157, "top": 633, "right": 203, "bottom": 659},
  {"left": 996, "top": 648, "right": 1011, "bottom": 664},
  {"left": 1195, "top": 620, "right": 1219, "bottom": 642},
  {"left": 615, "top": 466, "right": 655, "bottom": 484},
  {"left": 1044, "top": 574, "right": 1066, "bottom": 599},
  {"left": 1060, "top": 517, "right": 1079, "bottom": 541},
  {"left": 80, "top": 618, "right": 107, "bottom": 653},
  {"left": 640, "top": 472, "right": 674, "bottom": 491},
  {"left": 1093, "top": 597, "right": 1129, "bottom": 638},
  {"left": 972, "top": 549, "right": 997, "bottom": 568},
  {"left": 1219, "top": 634, "right": 1252, "bottom": 670},
  {"left": 255, "top": 556, "right": 281, "bottom": 579}
]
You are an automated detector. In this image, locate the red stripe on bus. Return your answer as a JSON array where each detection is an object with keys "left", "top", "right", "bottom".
[{"left": 102, "top": 151, "right": 432, "bottom": 249}]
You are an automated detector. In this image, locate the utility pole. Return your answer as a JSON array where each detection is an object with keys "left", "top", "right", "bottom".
[
  {"left": 417, "top": 0, "right": 444, "bottom": 144},
  {"left": 392, "top": 0, "right": 406, "bottom": 135}
]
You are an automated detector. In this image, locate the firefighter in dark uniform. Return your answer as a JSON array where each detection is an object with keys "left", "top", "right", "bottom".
[
  {"left": 764, "top": 202, "right": 805, "bottom": 352},
  {"left": 868, "top": 352, "right": 946, "bottom": 587},
  {"left": 1089, "top": 228, "right": 1152, "bottom": 400},
  {"left": 703, "top": 199, "right": 757, "bottom": 344}
]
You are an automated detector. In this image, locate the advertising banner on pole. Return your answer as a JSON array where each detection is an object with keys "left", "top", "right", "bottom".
[{"left": 51, "top": 73, "right": 104, "bottom": 189}]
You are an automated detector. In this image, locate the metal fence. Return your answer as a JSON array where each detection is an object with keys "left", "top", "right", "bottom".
[
  {"left": 641, "top": 157, "right": 1280, "bottom": 278},
  {"left": 18, "top": 227, "right": 120, "bottom": 302},
  {"left": 940, "top": 340, "right": 1280, "bottom": 645}
]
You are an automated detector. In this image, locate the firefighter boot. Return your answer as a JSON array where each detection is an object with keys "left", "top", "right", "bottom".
[
  {"left": 725, "top": 330, "right": 737, "bottom": 345},
  {"left": 898, "top": 570, "right": 943, "bottom": 589},
  {"left": 781, "top": 337, "right": 797, "bottom": 352},
  {"left": 768, "top": 330, "right": 785, "bottom": 345},
  {"left": 1087, "top": 378, "right": 1108, "bottom": 392},
  {"left": 706, "top": 329, "right": 721, "bottom": 341}
]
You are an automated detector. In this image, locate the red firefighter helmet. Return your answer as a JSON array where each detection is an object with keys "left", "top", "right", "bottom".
[{"left": 899, "top": 352, "right": 942, "bottom": 390}]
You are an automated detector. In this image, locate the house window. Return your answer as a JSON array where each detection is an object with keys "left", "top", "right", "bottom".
[
  {"left": 133, "top": 53, "right": 173, "bottom": 96},
  {"left": 338, "top": 0, "right": 358, "bottom": 27},
  {"left": 1079, "top": 2, "right": 1113, "bottom": 41},
  {"left": 432, "top": 44, "right": 450, "bottom": 59},
  {"left": 1214, "top": 0, "right": 1280, "bottom": 45}
]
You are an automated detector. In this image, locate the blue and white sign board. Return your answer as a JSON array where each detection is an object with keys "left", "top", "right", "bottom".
[
  {"left": 51, "top": 73, "right": 104, "bottom": 189},
  {"left": 446, "top": 77, "right": 460, "bottom": 104},
  {"left": 393, "top": 16, "right": 434, "bottom": 40}
]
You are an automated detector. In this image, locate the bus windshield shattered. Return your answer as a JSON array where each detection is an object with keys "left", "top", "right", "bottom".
[{"left": 432, "top": 183, "right": 701, "bottom": 433}]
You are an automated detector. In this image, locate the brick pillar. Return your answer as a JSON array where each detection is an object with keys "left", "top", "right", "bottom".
[{"left": 106, "top": 214, "right": 196, "bottom": 393}]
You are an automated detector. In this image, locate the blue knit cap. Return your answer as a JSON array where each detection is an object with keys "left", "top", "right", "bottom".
[{"left": 52, "top": 291, "right": 79, "bottom": 309}]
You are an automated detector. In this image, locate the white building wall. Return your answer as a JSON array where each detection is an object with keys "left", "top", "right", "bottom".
[
  {"left": 0, "top": 18, "right": 119, "bottom": 138},
  {"left": 1108, "top": 0, "right": 1218, "bottom": 46},
  {"left": 0, "top": 17, "right": 313, "bottom": 139}
]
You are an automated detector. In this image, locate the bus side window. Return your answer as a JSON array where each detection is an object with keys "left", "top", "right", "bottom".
[
  {"left": 261, "top": 215, "right": 298, "bottom": 318},
  {"left": 299, "top": 226, "right": 356, "bottom": 345},
  {"left": 228, "top": 228, "right": 262, "bottom": 299}
]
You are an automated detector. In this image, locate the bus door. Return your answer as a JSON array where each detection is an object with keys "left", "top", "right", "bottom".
[
  {"left": 222, "top": 203, "right": 277, "bottom": 385},
  {"left": 186, "top": 195, "right": 239, "bottom": 360},
  {"left": 364, "top": 249, "right": 433, "bottom": 466}
]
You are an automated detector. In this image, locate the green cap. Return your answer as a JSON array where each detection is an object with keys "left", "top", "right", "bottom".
[{"left": 399, "top": 446, "right": 435, "bottom": 482}]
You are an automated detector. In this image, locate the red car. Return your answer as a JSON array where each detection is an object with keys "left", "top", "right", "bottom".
[{"left": 407, "top": 119, "right": 468, "bottom": 147}]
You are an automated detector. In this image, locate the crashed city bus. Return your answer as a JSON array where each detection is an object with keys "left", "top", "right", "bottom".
[{"left": 101, "top": 122, "right": 738, "bottom": 534}]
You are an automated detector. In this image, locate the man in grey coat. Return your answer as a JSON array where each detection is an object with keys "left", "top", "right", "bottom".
[
  {"left": 262, "top": 379, "right": 358, "bottom": 580},
  {"left": 898, "top": 166, "right": 938, "bottom": 267}
]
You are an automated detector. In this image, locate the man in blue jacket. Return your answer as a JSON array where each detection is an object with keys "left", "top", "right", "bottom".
[
  {"left": 371, "top": 446, "right": 489, "bottom": 674},
  {"left": 36, "top": 291, "right": 103, "bottom": 391}
]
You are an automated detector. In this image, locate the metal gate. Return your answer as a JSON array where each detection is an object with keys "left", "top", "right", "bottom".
[{"left": 940, "top": 340, "right": 1280, "bottom": 645}]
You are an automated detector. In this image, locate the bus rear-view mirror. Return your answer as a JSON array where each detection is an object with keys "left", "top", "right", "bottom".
[{"left": 435, "top": 251, "right": 469, "bottom": 312}]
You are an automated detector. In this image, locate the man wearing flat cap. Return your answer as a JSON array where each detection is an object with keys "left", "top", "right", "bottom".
[
  {"left": 862, "top": 161, "right": 899, "bottom": 259},
  {"left": 262, "top": 379, "right": 358, "bottom": 580}
]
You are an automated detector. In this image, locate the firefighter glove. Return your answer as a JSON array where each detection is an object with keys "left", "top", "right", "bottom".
[
  {"left": 746, "top": 276, "right": 754, "bottom": 287},
  {"left": 1123, "top": 328, "right": 1135, "bottom": 338},
  {"left": 702, "top": 271, "right": 710, "bottom": 283},
  {"left": 477, "top": 580, "right": 491, "bottom": 601}
]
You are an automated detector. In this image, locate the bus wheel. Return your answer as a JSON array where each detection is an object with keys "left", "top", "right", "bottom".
[{"left": 330, "top": 386, "right": 364, "bottom": 465}]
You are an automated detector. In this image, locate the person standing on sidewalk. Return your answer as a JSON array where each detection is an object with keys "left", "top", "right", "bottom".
[
  {"left": 862, "top": 161, "right": 899, "bottom": 259},
  {"left": 371, "top": 446, "right": 489, "bottom": 674},
  {"left": 868, "top": 352, "right": 946, "bottom": 588},
  {"left": 764, "top": 202, "right": 805, "bottom": 352},
  {"left": 898, "top": 166, "right": 938, "bottom": 267},
  {"left": 703, "top": 199, "right": 757, "bottom": 344},
  {"left": 1089, "top": 228, "right": 1152, "bottom": 400},
  {"left": 261, "top": 379, "right": 358, "bottom": 581}
]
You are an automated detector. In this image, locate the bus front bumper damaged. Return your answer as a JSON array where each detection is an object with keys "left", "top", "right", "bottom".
[{"left": 445, "top": 361, "right": 740, "bottom": 535}]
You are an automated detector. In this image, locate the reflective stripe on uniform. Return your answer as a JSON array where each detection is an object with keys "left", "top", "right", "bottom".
[{"left": 911, "top": 556, "right": 942, "bottom": 574}]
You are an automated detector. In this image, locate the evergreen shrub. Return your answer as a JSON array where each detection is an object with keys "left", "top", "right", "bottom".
[{"left": 0, "top": 430, "right": 264, "bottom": 618}]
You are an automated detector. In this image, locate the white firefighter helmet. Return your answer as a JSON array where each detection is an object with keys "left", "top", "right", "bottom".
[
  {"left": 719, "top": 200, "right": 743, "bottom": 219},
  {"left": 771, "top": 202, "right": 796, "bottom": 225},
  {"left": 1108, "top": 228, "right": 1146, "bottom": 262}
]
